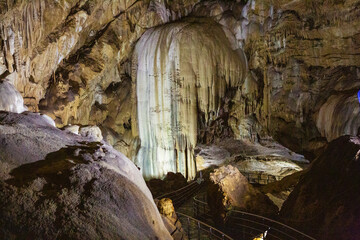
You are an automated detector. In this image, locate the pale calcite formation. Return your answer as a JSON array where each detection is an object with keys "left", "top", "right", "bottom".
[
  {"left": 79, "top": 125, "right": 104, "bottom": 142},
  {"left": 132, "top": 18, "right": 246, "bottom": 179},
  {"left": 0, "top": 81, "right": 27, "bottom": 113},
  {"left": 316, "top": 94, "right": 360, "bottom": 141}
]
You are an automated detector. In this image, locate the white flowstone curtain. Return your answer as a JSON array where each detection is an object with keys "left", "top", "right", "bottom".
[{"left": 132, "top": 19, "right": 246, "bottom": 179}]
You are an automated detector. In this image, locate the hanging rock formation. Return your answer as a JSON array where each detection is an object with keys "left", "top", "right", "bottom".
[
  {"left": 132, "top": 18, "right": 247, "bottom": 179},
  {"left": 233, "top": 0, "right": 360, "bottom": 157}
]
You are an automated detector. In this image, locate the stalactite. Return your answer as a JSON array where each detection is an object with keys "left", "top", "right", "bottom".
[
  {"left": 132, "top": 19, "right": 246, "bottom": 179},
  {"left": 0, "top": 0, "right": 45, "bottom": 85}
]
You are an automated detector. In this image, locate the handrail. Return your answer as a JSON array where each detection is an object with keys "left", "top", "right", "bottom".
[
  {"left": 155, "top": 179, "right": 204, "bottom": 207},
  {"left": 240, "top": 170, "right": 281, "bottom": 185},
  {"left": 227, "top": 211, "right": 315, "bottom": 240},
  {"left": 176, "top": 212, "right": 234, "bottom": 240},
  {"left": 193, "top": 194, "right": 316, "bottom": 240},
  {"left": 156, "top": 181, "right": 199, "bottom": 199}
]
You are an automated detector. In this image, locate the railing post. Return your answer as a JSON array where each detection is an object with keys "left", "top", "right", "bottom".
[
  {"left": 242, "top": 215, "right": 245, "bottom": 240},
  {"left": 203, "top": 200, "right": 205, "bottom": 216},
  {"left": 197, "top": 222, "right": 201, "bottom": 240},
  {"left": 193, "top": 200, "right": 196, "bottom": 217},
  {"left": 187, "top": 217, "right": 190, "bottom": 238},
  {"left": 197, "top": 200, "right": 200, "bottom": 217},
  {"left": 209, "top": 227, "right": 212, "bottom": 239},
  {"left": 175, "top": 191, "right": 179, "bottom": 207}
]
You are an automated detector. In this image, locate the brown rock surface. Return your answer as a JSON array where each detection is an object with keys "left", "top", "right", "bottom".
[
  {"left": 192, "top": 0, "right": 360, "bottom": 158},
  {"left": 237, "top": 0, "right": 360, "bottom": 157},
  {"left": 207, "top": 165, "right": 278, "bottom": 225},
  {"left": 280, "top": 136, "right": 360, "bottom": 239},
  {"left": 0, "top": 111, "right": 171, "bottom": 240},
  {"left": 148, "top": 172, "right": 187, "bottom": 198},
  {"left": 157, "top": 198, "right": 188, "bottom": 240}
]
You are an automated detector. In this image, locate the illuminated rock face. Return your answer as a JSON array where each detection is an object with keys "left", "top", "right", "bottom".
[
  {"left": 0, "top": 81, "right": 27, "bottom": 113},
  {"left": 316, "top": 94, "right": 360, "bottom": 142},
  {"left": 132, "top": 19, "right": 246, "bottom": 179}
]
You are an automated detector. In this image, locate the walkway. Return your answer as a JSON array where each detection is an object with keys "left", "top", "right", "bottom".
[
  {"left": 193, "top": 194, "right": 316, "bottom": 240},
  {"left": 155, "top": 177, "right": 316, "bottom": 240}
]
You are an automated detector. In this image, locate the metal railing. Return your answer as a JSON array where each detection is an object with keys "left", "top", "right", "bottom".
[
  {"left": 177, "top": 212, "right": 234, "bottom": 240},
  {"left": 193, "top": 195, "right": 316, "bottom": 240},
  {"left": 240, "top": 171, "right": 281, "bottom": 185},
  {"left": 155, "top": 179, "right": 204, "bottom": 207}
]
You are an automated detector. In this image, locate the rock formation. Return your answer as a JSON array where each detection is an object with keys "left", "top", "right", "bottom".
[
  {"left": 260, "top": 171, "right": 303, "bottom": 211},
  {"left": 0, "top": 111, "right": 171, "bottom": 239},
  {"left": 132, "top": 18, "right": 246, "bottom": 179},
  {"left": 0, "top": 81, "right": 27, "bottom": 113},
  {"left": 1, "top": 0, "right": 360, "bottom": 238},
  {"left": 2, "top": 0, "right": 360, "bottom": 179},
  {"left": 207, "top": 165, "right": 278, "bottom": 225},
  {"left": 235, "top": 0, "right": 360, "bottom": 158},
  {"left": 147, "top": 172, "right": 187, "bottom": 198},
  {"left": 280, "top": 136, "right": 360, "bottom": 240},
  {"left": 157, "top": 198, "right": 188, "bottom": 240}
]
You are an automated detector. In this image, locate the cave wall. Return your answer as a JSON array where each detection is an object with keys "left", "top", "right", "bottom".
[
  {"left": 0, "top": 0, "right": 199, "bottom": 159},
  {"left": 237, "top": 0, "right": 360, "bottom": 157},
  {"left": 1, "top": 0, "right": 360, "bottom": 178},
  {"left": 189, "top": 0, "right": 360, "bottom": 158}
]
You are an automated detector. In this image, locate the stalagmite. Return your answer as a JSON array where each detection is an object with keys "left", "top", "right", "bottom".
[
  {"left": 0, "top": 81, "right": 27, "bottom": 113},
  {"left": 132, "top": 18, "right": 247, "bottom": 179}
]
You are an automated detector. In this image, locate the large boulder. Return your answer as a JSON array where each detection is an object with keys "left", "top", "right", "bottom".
[
  {"left": 207, "top": 165, "right": 278, "bottom": 225},
  {"left": 0, "top": 111, "right": 171, "bottom": 239},
  {"left": 147, "top": 172, "right": 187, "bottom": 198},
  {"left": 0, "top": 111, "right": 80, "bottom": 174},
  {"left": 157, "top": 198, "right": 188, "bottom": 240},
  {"left": 280, "top": 136, "right": 360, "bottom": 239}
]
